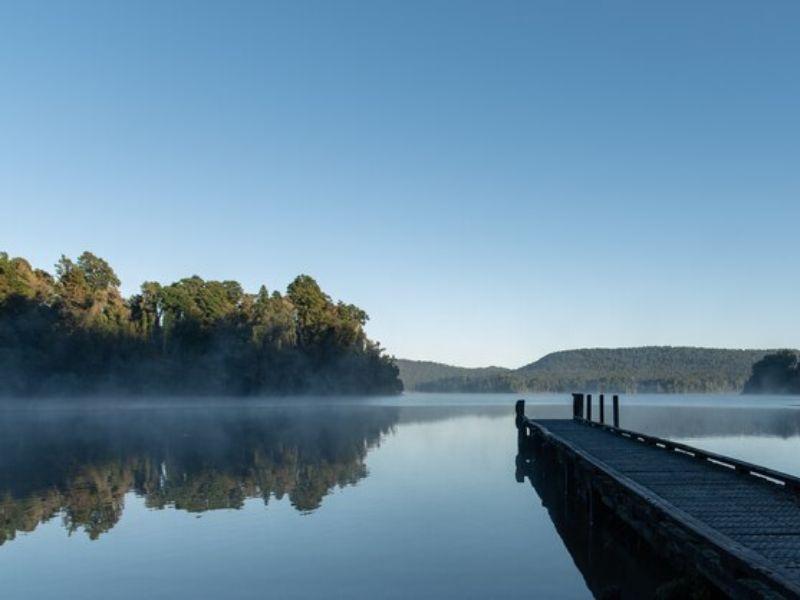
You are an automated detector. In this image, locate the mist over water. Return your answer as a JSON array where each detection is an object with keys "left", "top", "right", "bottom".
[{"left": 1, "top": 393, "right": 800, "bottom": 598}]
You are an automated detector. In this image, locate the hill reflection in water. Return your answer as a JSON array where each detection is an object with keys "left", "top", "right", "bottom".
[{"left": 0, "top": 405, "right": 399, "bottom": 545}]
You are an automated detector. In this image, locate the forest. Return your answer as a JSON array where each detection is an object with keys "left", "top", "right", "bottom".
[
  {"left": 0, "top": 251, "right": 401, "bottom": 397},
  {"left": 743, "top": 351, "right": 800, "bottom": 394},
  {"left": 398, "top": 347, "right": 779, "bottom": 394}
]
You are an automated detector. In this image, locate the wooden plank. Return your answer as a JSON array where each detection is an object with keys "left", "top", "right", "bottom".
[{"left": 519, "top": 416, "right": 800, "bottom": 598}]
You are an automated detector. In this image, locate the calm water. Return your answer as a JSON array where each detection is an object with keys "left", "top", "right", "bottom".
[{"left": 2, "top": 393, "right": 800, "bottom": 599}]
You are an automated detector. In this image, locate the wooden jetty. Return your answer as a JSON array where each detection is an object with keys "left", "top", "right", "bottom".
[{"left": 515, "top": 395, "right": 800, "bottom": 599}]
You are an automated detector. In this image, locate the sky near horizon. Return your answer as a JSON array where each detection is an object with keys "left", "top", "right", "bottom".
[{"left": 1, "top": 1, "right": 798, "bottom": 368}]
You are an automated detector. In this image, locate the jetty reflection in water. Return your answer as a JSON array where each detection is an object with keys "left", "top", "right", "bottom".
[
  {"left": 0, "top": 405, "right": 399, "bottom": 545},
  {"left": 515, "top": 449, "right": 685, "bottom": 599}
]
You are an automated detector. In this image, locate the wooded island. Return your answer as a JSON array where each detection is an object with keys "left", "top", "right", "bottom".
[{"left": 0, "top": 251, "right": 401, "bottom": 396}]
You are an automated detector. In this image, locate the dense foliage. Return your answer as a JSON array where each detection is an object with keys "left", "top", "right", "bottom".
[
  {"left": 399, "top": 347, "right": 777, "bottom": 393},
  {"left": 743, "top": 351, "right": 800, "bottom": 394},
  {"left": 0, "top": 251, "right": 401, "bottom": 396}
]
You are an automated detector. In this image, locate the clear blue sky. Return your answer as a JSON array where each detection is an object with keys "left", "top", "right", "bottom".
[{"left": 1, "top": 1, "right": 798, "bottom": 367}]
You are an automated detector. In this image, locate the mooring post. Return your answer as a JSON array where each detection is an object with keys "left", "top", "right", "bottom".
[
  {"left": 613, "top": 394, "right": 620, "bottom": 428},
  {"left": 515, "top": 399, "right": 527, "bottom": 451},
  {"left": 572, "top": 393, "right": 584, "bottom": 420},
  {"left": 586, "top": 394, "right": 592, "bottom": 422},
  {"left": 599, "top": 394, "right": 605, "bottom": 424}
]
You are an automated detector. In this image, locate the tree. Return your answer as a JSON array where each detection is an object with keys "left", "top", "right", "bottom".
[
  {"left": 744, "top": 351, "right": 800, "bottom": 394},
  {"left": 76, "top": 252, "right": 120, "bottom": 291}
]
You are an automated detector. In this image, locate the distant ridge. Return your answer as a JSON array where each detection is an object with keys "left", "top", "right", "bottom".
[
  {"left": 397, "top": 347, "right": 786, "bottom": 393},
  {"left": 394, "top": 359, "right": 509, "bottom": 391}
]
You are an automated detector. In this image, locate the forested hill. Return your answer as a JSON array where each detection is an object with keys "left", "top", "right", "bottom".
[
  {"left": 395, "top": 360, "right": 510, "bottom": 391},
  {"left": 0, "top": 251, "right": 401, "bottom": 397},
  {"left": 400, "top": 347, "right": 779, "bottom": 393}
]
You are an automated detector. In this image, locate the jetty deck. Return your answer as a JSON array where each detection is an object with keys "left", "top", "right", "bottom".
[{"left": 516, "top": 399, "right": 800, "bottom": 598}]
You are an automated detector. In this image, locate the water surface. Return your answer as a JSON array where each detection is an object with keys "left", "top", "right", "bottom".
[{"left": 2, "top": 393, "right": 799, "bottom": 598}]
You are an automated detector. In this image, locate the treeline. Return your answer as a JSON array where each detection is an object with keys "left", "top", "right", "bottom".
[
  {"left": 414, "top": 374, "right": 743, "bottom": 394},
  {"left": 743, "top": 351, "right": 800, "bottom": 395},
  {"left": 0, "top": 251, "right": 401, "bottom": 396},
  {"left": 394, "top": 359, "right": 509, "bottom": 390},
  {"left": 399, "top": 347, "right": 777, "bottom": 393}
]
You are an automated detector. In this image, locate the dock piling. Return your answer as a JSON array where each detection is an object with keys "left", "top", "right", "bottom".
[
  {"left": 572, "top": 393, "right": 584, "bottom": 420},
  {"left": 515, "top": 399, "right": 525, "bottom": 428},
  {"left": 612, "top": 395, "right": 619, "bottom": 428},
  {"left": 586, "top": 394, "right": 592, "bottom": 422},
  {"left": 599, "top": 394, "right": 605, "bottom": 424}
]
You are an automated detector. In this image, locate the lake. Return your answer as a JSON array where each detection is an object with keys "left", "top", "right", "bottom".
[{"left": 2, "top": 393, "right": 799, "bottom": 599}]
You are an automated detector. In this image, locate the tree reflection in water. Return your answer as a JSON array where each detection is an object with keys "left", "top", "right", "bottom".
[{"left": 0, "top": 405, "right": 399, "bottom": 545}]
